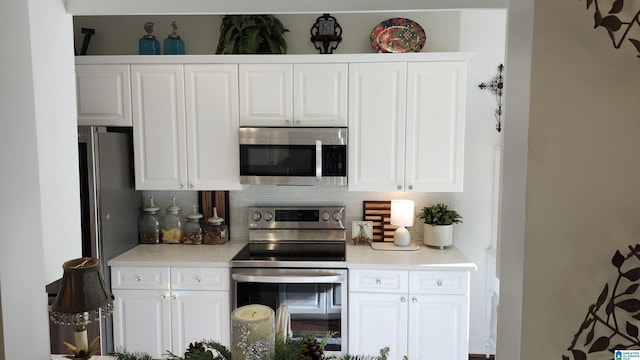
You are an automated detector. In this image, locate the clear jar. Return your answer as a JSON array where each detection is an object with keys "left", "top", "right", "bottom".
[
  {"left": 203, "top": 207, "right": 228, "bottom": 245},
  {"left": 183, "top": 204, "right": 203, "bottom": 245},
  {"left": 139, "top": 197, "right": 160, "bottom": 244},
  {"left": 161, "top": 197, "right": 183, "bottom": 244}
]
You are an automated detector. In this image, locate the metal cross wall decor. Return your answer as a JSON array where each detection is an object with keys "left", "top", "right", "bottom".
[{"left": 479, "top": 64, "right": 505, "bottom": 132}]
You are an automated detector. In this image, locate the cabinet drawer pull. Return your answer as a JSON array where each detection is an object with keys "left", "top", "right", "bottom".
[
  {"left": 437, "top": 280, "right": 443, "bottom": 287},
  {"left": 135, "top": 276, "right": 142, "bottom": 282},
  {"left": 195, "top": 276, "right": 202, "bottom": 283},
  {"left": 376, "top": 279, "right": 382, "bottom": 285}
]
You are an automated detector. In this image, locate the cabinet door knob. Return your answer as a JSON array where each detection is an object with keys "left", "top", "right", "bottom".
[
  {"left": 412, "top": 297, "right": 418, "bottom": 303},
  {"left": 135, "top": 276, "right": 142, "bottom": 282},
  {"left": 400, "top": 297, "right": 406, "bottom": 303},
  {"left": 195, "top": 276, "right": 202, "bottom": 283},
  {"left": 408, "top": 185, "right": 413, "bottom": 190},
  {"left": 397, "top": 185, "right": 402, "bottom": 190},
  {"left": 189, "top": 184, "right": 194, "bottom": 189},
  {"left": 376, "top": 279, "right": 382, "bottom": 285},
  {"left": 178, "top": 184, "right": 184, "bottom": 189},
  {"left": 437, "top": 280, "right": 443, "bottom": 287},
  {"left": 161, "top": 293, "right": 169, "bottom": 299},
  {"left": 171, "top": 293, "right": 177, "bottom": 300}
]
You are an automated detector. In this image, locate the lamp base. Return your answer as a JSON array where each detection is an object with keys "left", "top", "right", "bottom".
[{"left": 394, "top": 226, "right": 410, "bottom": 247}]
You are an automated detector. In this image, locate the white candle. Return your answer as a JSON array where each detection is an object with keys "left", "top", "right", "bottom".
[{"left": 231, "top": 304, "right": 275, "bottom": 360}]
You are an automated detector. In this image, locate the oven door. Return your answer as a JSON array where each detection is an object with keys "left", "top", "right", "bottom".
[{"left": 231, "top": 268, "right": 347, "bottom": 353}]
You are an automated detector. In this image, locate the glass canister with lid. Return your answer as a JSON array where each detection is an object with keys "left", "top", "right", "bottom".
[
  {"left": 161, "top": 197, "right": 183, "bottom": 244},
  {"left": 203, "top": 207, "right": 228, "bottom": 245},
  {"left": 138, "top": 196, "right": 160, "bottom": 244},
  {"left": 183, "top": 204, "right": 203, "bottom": 245}
]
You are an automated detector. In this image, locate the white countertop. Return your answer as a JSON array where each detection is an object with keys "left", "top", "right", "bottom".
[
  {"left": 108, "top": 241, "right": 247, "bottom": 267},
  {"left": 347, "top": 242, "right": 476, "bottom": 271},
  {"left": 108, "top": 241, "right": 475, "bottom": 271}
]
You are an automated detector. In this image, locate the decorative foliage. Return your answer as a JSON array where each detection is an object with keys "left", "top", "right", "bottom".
[
  {"left": 417, "top": 203, "right": 463, "bottom": 226},
  {"left": 215, "top": 15, "right": 289, "bottom": 54},
  {"left": 111, "top": 335, "right": 391, "bottom": 360},
  {"left": 582, "top": 0, "right": 640, "bottom": 58},
  {"left": 563, "top": 244, "right": 640, "bottom": 359}
]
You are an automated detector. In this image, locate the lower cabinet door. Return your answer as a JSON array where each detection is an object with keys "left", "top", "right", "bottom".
[
  {"left": 112, "top": 289, "right": 172, "bottom": 357},
  {"left": 348, "top": 292, "right": 408, "bottom": 360},
  {"left": 408, "top": 295, "right": 468, "bottom": 360},
  {"left": 171, "top": 290, "right": 231, "bottom": 352}
]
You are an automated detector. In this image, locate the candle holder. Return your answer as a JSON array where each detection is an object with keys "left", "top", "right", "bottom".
[{"left": 231, "top": 304, "right": 275, "bottom": 360}]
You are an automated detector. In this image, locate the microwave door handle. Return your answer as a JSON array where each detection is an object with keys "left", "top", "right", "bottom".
[
  {"left": 316, "top": 140, "right": 322, "bottom": 182},
  {"left": 232, "top": 273, "right": 344, "bottom": 283}
]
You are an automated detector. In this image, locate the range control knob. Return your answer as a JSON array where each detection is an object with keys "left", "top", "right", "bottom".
[
  {"left": 264, "top": 211, "right": 274, "bottom": 221},
  {"left": 251, "top": 211, "right": 261, "bottom": 222},
  {"left": 332, "top": 211, "right": 343, "bottom": 222},
  {"left": 321, "top": 211, "right": 331, "bottom": 221}
]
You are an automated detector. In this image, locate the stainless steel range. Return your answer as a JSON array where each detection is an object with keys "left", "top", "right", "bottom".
[{"left": 230, "top": 206, "right": 347, "bottom": 352}]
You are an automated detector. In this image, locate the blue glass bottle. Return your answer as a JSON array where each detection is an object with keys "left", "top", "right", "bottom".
[
  {"left": 139, "top": 22, "right": 160, "bottom": 55},
  {"left": 164, "top": 21, "right": 185, "bottom": 55}
]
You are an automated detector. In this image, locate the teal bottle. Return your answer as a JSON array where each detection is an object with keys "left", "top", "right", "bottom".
[
  {"left": 164, "top": 21, "right": 185, "bottom": 55},
  {"left": 139, "top": 22, "right": 160, "bottom": 55}
]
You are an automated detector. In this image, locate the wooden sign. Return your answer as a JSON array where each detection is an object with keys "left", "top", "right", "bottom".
[{"left": 363, "top": 201, "right": 398, "bottom": 242}]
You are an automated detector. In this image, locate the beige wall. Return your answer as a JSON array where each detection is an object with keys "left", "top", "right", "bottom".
[
  {"left": 73, "top": 12, "right": 461, "bottom": 55},
  {"left": 522, "top": 0, "right": 640, "bottom": 358}
]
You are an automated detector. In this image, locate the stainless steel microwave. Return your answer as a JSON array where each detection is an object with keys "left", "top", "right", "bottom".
[{"left": 239, "top": 127, "right": 347, "bottom": 186}]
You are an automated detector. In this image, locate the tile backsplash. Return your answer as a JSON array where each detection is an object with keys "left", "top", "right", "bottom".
[{"left": 144, "top": 187, "right": 452, "bottom": 242}]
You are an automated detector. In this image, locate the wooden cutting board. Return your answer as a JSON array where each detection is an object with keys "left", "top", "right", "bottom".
[{"left": 363, "top": 201, "right": 398, "bottom": 242}]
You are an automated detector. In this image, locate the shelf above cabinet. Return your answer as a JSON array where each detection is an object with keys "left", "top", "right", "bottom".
[{"left": 75, "top": 52, "right": 475, "bottom": 65}]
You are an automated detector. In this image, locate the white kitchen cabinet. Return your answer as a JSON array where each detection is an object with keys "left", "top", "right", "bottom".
[
  {"left": 239, "top": 63, "right": 347, "bottom": 127},
  {"left": 348, "top": 269, "right": 470, "bottom": 360},
  {"left": 111, "top": 266, "right": 230, "bottom": 358},
  {"left": 348, "top": 61, "right": 467, "bottom": 192},
  {"left": 131, "top": 64, "right": 241, "bottom": 190},
  {"left": 76, "top": 64, "right": 132, "bottom": 126}
]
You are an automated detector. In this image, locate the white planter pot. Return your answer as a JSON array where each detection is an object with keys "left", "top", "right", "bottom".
[{"left": 423, "top": 224, "right": 454, "bottom": 249}]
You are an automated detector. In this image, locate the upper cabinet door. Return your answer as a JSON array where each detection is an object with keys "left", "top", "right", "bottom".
[
  {"left": 184, "top": 64, "right": 242, "bottom": 190},
  {"left": 239, "top": 64, "right": 293, "bottom": 126},
  {"left": 76, "top": 64, "right": 132, "bottom": 126},
  {"left": 348, "top": 62, "right": 407, "bottom": 192},
  {"left": 405, "top": 62, "right": 466, "bottom": 192},
  {"left": 294, "top": 63, "right": 347, "bottom": 127},
  {"left": 131, "top": 64, "right": 188, "bottom": 190}
]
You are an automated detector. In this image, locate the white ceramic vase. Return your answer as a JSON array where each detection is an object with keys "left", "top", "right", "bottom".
[{"left": 423, "top": 224, "right": 454, "bottom": 249}]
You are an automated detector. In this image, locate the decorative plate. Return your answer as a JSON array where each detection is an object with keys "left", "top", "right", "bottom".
[{"left": 370, "top": 18, "right": 426, "bottom": 53}]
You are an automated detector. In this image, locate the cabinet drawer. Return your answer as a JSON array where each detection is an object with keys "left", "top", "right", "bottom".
[
  {"left": 349, "top": 269, "right": 408, "bottom": 293},
  {"left": 171, "top": 267, "right": 229, "bottom": 290},
  {"left": 111, "top": 267, "right": 170, "bottom": 290},
  {"left": 409, "top": 271, "right": 468, "bottom": 295}
]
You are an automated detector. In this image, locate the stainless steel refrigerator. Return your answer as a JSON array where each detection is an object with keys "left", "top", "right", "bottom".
[{"left": 77, "top": 126, "right": 141, "bottom": 354}]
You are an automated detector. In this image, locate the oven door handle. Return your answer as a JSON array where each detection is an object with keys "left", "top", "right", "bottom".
[
  {"left": 316, "top": 140, "right": 322, "bottom": 182},
  {"left": 232, "top": 273, "right": 344, "bottom": 283}
]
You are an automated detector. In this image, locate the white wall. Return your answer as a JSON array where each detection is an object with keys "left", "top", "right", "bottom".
[
  {"left": 456, "top": 9, "right": 506, "bottom": 355},
  {"left": 0, "top": 0, "right": 79, "bottom": 358}
]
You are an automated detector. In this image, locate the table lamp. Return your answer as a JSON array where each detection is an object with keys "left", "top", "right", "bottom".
[
  {"left": 50, "top": 258, "right": 114, "bottom": 359},
  {"left": 391, "top": 199, "right": 414, "bottom": 247}
]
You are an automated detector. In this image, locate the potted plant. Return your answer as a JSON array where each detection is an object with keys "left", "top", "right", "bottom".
[
  {"left": 417, "top": 203, "right": 463, "bottom": 249},
  {"left": 215, "top": 15, "right": 289, "bottom": 54}
]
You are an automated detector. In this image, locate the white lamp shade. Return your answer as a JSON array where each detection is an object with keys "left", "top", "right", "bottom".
[{"left": 390, "top": 200, "right": 415, "bottom": 227}]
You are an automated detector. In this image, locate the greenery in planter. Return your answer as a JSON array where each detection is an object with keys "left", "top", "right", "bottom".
[
  {"left": 215, "top": 15, "right": 289, "bottom": 54},
  {"left": 417, "top": 203, "right": 463, "bottom": 226},
  {"left": 111, "top": 334, "right": 390, "bottom": 360}
]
